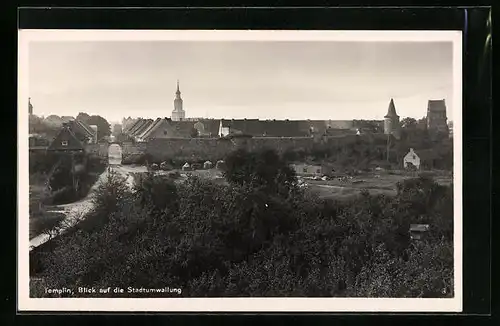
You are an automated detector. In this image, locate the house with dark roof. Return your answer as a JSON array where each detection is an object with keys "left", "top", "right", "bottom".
[
  {"left": 124, "top": 117, "right": 358, "bottom": 140},
  {"left": 123, "top": 118, "right": 143, "bottom": 135},
  {"left": 134, "top": 118, "right": 222, "bottom": 140},
  {"left": 75, "top": 119, "right": 96, "bottom": 142},
  {"left": 57, "top": 119, "right": 96, "bottom": 144},
  {"left": 133, "top": 119, "right": 154, "bottom": 138},
  {"left": 47, "top": 124, "right": 86, "bottom": 152},
  {"left": 218, "top": 119, "right": 313, "bottom": 138},
  {"left": 125, "top": 119, "right": 147, "bottom": 136},
  {"left": 125, "top": 119, "right": 154, "bottom": 140}
]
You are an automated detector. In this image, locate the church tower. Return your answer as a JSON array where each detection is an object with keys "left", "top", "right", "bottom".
[
  {"left": 384, "top": 98, "right": 401, "bottom": 139},
  {"left": 171, "top": 80, "right": 185, "bottom": 121},
  {"left": 28, "top": 97, "right": 33, "bottom": 116}
]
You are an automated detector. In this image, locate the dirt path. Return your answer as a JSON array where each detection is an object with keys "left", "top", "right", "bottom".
[{"left": 29, "top": 164, "right": 147, "bottom": 251}]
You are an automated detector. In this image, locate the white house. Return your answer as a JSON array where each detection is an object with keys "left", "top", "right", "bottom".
[
  {"left": 218, "top": 120, "right": 231, "bottom": 137},
  {"left": 403, "top": 148, "right": 421, "bottom": 170}
]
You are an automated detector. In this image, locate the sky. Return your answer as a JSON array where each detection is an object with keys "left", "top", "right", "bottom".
[{"left": 28, "top": 40, "right": 454, "bottom": 124}]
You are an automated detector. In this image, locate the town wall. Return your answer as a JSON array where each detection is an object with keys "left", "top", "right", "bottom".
[
  {"left": 122, "top": 141, "right": 147, "bottom": 156},
  {"left": 85, "top": 143, "right": 109, "bottom": 158},
  {"left": 144, "top": 136, "right": 349, "bottom": 162},
  {"left": 146, "top": 138, "right": 234, "bottom": 162},
  {"left": 85, "top": 134, "right": 369, "bottom": 163},
  {"left": 85, "top": 141, "right": 147, "bottom": 159}
]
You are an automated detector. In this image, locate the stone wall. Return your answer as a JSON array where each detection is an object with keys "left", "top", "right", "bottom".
[
  {"left": 85, "top": 143, "right": 109, "bottom": 158},
  {"left": 146, "top": 138, "right": 234, "bottom": 162},
  {"left": 146, "top": 136, "right": 324, "bottom": 163},
  {"left": 84, "top": 134, "right": 367, "bottom": 164},
  {"left": 85, "top": 142, "right": 147, "bottom": 159},
  {"left": 122, "top": 141, "right": 147, "bottom": 156}
]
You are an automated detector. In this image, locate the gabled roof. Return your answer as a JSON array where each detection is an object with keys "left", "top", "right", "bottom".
[
  {"left": 128, "top": 119, "right": 148, "bottom": 136},
  {"left": 62, "top": 120, "right": 92, "bottom": 142},
  {"left": 198, "top": 119, "right": 221, "bottom": 136},
  {"left": 137, "top": 118, "right": 162, "bottom": 140},
  {"left": 168, "top": 120, "right": 201, "bottom": 137},
  {"left": 220, "top": 119, "right": 308, "bottom": 137},
  {"left": 74, "top": 119, "right": 95, "bottom": 138},
  {"left": 123, "top": 118, "right": 142, "bottom": 134},
  {"left": 132, "top": 119, "right": 154, "bottom": 137},
  {"left": 127, "top": 119, "right": 145, "bottom": 136},
  {"left": 47, "top": 126, "right": 85, "bottom": 151}
]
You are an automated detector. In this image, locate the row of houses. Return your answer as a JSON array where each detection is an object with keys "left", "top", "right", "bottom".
[{"left": 122, "top": 117, "right": 359, "bottom": 142}]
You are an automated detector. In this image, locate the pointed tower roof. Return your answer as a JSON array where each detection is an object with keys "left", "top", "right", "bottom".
[
  {"left": 176, "top": 79, "right": 181, "bottom": 94},
  {"left": 385, "top": 98, "right": 399, "bottom": 118}
]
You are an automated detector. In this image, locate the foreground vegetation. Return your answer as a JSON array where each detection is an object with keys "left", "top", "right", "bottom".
[
  {"left": 29, "top": 153, "right": 108, "bottom": 238},
  {"left": 29, "top": 152, "right": 108, "bottom": 206},
  {"left": 32, "top": 149, "right": 454, "bottom": 298}
]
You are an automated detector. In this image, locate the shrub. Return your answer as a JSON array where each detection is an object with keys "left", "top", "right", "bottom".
[
  {"left": 91, "top": 169, "right": 130, "bottom": 216},
  {"left": 223, "top": 148, "right": 298, "bottom": 196},
  {"left": 34, "top": 164, "right": 454, "bottom": 298},
  {"left": 50, "top": 186, "right": 77, "bottom": 205},
  {"left": 134, "top": 172, "right": 179, "bottom": 213}
]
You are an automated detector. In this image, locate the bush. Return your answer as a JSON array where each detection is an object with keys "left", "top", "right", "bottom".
[
  {"left": 91, "top": 169, "right": 130, "bottom": 217},
  {"left": 223, "top": 148, "right": 298, "bottom": 196},
  {"left": 50, "top": 186, "right": 77, "bottom": 205},
  {"left": 134, "top": 172, "right": 179, "bottom": 213},
  {"left": 35, "top": 159, "right": 454, "bottom": 298},
  {"left": 29, "top": 151, "right": 59, "bottom": 175}
]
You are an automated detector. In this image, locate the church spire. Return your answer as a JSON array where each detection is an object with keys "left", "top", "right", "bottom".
[
  {"left": 28, "top": 97, "right": 33, "bottom": 115},
  {"left": 172, "top": 79, "right": 185, "bottom": 120}
]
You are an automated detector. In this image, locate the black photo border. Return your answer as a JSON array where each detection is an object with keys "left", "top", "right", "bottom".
[{"left": 5, "top": 5, "right": 493, "bottom": 324}]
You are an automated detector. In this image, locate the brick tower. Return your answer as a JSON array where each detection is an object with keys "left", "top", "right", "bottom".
[{"left": 384, "top": 98, "right": 401, "bottom": 139}]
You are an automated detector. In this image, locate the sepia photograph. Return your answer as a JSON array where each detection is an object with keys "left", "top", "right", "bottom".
[{"left": 18, "top": 30, "right": 462, "bottom": 312}]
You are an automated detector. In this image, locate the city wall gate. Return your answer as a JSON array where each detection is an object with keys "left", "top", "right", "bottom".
[
  {"left": 108, "top": 142, "right": 123, "bottom": 165},
  {"left": 86, "top": 141, "right": 145, "bottom": 163}
]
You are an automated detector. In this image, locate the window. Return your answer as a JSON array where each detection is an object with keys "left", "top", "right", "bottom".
[
  {"left": 303, "top": 167, "right": 307, "bottom": 173},
  {"left": 316, "top": 168, "right": 321, "bottom": 173},
  {"left": 412, "top": 155, "right": 416, "bottom": 159},
  {"left": 61, "top": 141, "right": 68, "bottom": 146},
  {"left": 163, "top": 130, "right": 168, "bottom": 135}
]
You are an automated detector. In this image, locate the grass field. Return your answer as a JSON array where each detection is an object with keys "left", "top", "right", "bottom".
[
  {"left": 304, "top": 171, "right": 453, "bottom": 200},
  {"left": 131, "top": 167, "right": 452, "bottom": 201}
]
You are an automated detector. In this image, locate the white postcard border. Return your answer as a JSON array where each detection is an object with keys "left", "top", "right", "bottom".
[{"left": 18, "top": 29, "right": 463, "bottom": 312}]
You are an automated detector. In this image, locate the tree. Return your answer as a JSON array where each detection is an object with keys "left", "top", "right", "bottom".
[
  {"left": 223, "top": 148, "right": 298, "bottom": 195},
  {"left": 401, "top": 117, "right": 417, "bottom": 129},
  {"left": 86, "top": 115, "right": 111, "bottom": 141},
  {"left": 353, "top": 120, "right": 383, "bottom": 133},
  {"left": 76, "top": 112, "right": 91, "bottom": 122}
]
